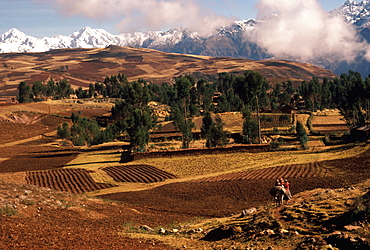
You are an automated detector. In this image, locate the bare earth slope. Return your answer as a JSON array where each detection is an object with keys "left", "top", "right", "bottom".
[
  {"left": 2, "top": 102, "right": 370, "bottom": 249},
  {"left": 0, "top": 45, "right": 337, "bottom": 101}
]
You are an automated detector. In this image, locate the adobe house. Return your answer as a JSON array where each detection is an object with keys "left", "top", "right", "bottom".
[
  {"left": 350, "top": 126, "right": 370, "bottom": 140},
  {"left": 280, "top": 104, "right": 294, "bottom": 114}
]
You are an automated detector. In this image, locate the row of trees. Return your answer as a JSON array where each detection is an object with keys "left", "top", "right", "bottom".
[{"left": 18, "top": 79, "right": 74, "bottom": 102}]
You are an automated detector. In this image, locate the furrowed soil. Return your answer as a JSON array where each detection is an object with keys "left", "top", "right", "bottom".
[{"left": 1, "top": 101, "right": 370, "bottom": 249}]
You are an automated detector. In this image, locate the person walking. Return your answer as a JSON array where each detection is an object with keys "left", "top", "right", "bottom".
[{"left": 282, "top": 178, "right": 292, "bottom": 204}]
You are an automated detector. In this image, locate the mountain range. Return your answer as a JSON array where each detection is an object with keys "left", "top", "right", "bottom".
[{"left": 1, "top": 1, "right": 370, "bottom": 76}]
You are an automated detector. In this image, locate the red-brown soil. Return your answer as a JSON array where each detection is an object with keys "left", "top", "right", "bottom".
[
  {"left": 0, "top": 123, "right": 51, "bottom": 144},
  {"left": 98, "top": 158, "right": 365, "bottom": 219},
  {"left": 0, "top": 181, "right": 184, "bottom": 250},
  {"left": 0, "top": 144, "right": 78, "bottom": 173},
  {"left": 1, "top": 102, "right": 370, "bottom": 249},
  {"left": 26, "top": 169, "right": 117, "bottom": 194},
  {"left": 194, "top": 162, "right": 328, "bottom": 182},
  {"left": 102, "top": 165, "right": 177, "bottom": 183}
]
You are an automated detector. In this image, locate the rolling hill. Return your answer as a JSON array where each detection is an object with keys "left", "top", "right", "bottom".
[{"left": 0, "top": 45, "right": 336, "bottom": 102}]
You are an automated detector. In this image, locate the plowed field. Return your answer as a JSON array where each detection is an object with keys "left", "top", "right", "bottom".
[
  {"left": 26, "top": 169, "right": 117, "bottom": 194},
  {"left": 102, "top": 164, "right": 177, "bottom": 183},
  {"left": 99, "top": 149, "right": 370, "bottom": 218},
  {"left": 194, "top": 162, "right": 329, "bottom": 182}
]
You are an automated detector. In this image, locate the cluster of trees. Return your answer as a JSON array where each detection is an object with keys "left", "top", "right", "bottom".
[
  {"left": 24, "top": 69, "right": 370, "bottom": 151},
  {"left": 201, "top": 112, "right": 228, "bottom": 148},
  {"left": 57, "top": 79, "right": 156, "bottom": 150},
  {"left": 57, "top": 113, "right": 116, "bottom": 146},
  {"left": 298, "top": 71, "right": 370, "bottom": 127},
  {"left": 18, "top": 70, "right": 290, "bottom": 150},
  {"left": 48, "top": 71, "right": 269, "bottom": 150},
  {"left": 164, "top": 72, "right": 269, "bottom": 148},
  {"left": 110, "top": 79, "right": 156, "bottom": 152},
  {"left": 18, "top": 79, "right": 74, "bottom": 102}
]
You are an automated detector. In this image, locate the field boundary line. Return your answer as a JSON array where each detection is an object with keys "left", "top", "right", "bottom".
[{"left": 0, "top": 131, "right": 57, "bottom": 148}]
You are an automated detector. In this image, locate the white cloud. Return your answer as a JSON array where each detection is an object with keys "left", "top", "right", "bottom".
[
  {"left": 251, "top": 0, "right": 368, "bottom": 62},
  {"left": 39, "top": 0, "right": 235, "bottom": 36}
]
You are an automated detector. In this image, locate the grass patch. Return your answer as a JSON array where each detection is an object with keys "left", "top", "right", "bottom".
[
  {"left": 21, "top": 200, "right": 36, "bottom": 206},
  {"left": 0, "top": 206, "right": 18, "bottom": 216},
  {"left": 122, "top": 221, "right": 141, "bottom": 233}
]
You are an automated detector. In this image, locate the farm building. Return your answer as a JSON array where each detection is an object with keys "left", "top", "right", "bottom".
[
  {"left": 280, "top": 104, "right": 294, "bottom": 114},
  {"left": 350, "top": 126, "right": 370, "bottom": 140}
]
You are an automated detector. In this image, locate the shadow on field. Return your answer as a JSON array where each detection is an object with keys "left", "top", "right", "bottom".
[{"left": 66, "top": 160, "right": 118, "bottom": 167}]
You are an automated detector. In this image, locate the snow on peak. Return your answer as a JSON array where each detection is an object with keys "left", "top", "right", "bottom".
[
  {"left": 0, "top": 26, "right": 200, "bottom": 53},
  {"left": 0, "top": 28, "right": 33, "bottom": 43},
  {"left": 331, "top": 0, "right": 370, "bottom": 28},
  {"left": 2, "top": 3, "right": 370, "bottom": 54}
]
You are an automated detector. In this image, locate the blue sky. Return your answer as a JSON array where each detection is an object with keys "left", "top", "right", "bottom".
[{"left": 0, "top": 0, "right": 349, "bottom": 38}]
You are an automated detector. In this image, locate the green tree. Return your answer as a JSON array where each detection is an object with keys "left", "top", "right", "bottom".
[
  {"left": 88, "top": 83, "right": 95, "bottom": 98},
  {"left": 32, "top": 81, "right": 46, "bottom": 100},
  {"left": 57, "top": 122, "right": 71, "bottom": 139},
  {"left": 46, "top": 79, "right": 56, "bottom": 97},
  {"left": 242, "top": 105, "right": 258, "bottom": 143},
  {"left": 201, "top": 112, "right": 213, "bottom": 140},
  {"left": 296, "top": 121, "right": 308, "bottom": 148},
  {"left": 172, "top": 104, "right": 194, "bottom": 149},
  {"left": 55, "top": 79, "right": 73, "bottom": 99},
  {"left": 337, "top": 71, "right": 366, "bottom": 126},
  {"left": 173, "top": 76, "right": 193, "bottom": 148},
  {"left": 75, "top": 87, "right": 88, "bottom": 99},
  {"left": 17, "top": 81, "right": 32, "bottom": 103},
  {"left": 66, "top": 113, "right": 113, "bottom": 146},
  {"left": 125, "top": 108, "right": 156, "bottom": 152},
  {"left": 111, "top": 80, "right": 157, "bottom": 151},
  {"left": 207, "top": 114, "right": 228, "bottom": 148},
  {"left": 284, "top": 80, "right": 295, "bottom": 95}
]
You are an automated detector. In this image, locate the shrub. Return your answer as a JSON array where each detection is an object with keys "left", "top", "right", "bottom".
[
  {"left": 57, "top": 122, "right": 71, "bottom": 139},
  {"left": 296, "top": 121, "right": 309, "bottom": 147},
  {"left": 279, "top": 114, "right": 291, "bottom": 122}
]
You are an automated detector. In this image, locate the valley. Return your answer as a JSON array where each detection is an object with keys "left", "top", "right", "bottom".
[
  {"left": 1, "top": 1, "right": 370, "bottom": 249},
  {"left": 0, "top": 98, "right": 369, "bottom": 249}
]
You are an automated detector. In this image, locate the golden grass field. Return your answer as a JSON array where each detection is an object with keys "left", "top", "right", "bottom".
[{"left": 312, "top": 109, "right": 348, "bottom": 133}]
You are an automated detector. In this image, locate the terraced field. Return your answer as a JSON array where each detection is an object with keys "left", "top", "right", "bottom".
[
  {"left": 195, "top": 162, "right": 328, "bottom": 182},
  {"left": 26, "top": 169, "right": 117, "bottom": 194},
  {"left": 102, "top": 164, "right": 177, "bottom": 183}
]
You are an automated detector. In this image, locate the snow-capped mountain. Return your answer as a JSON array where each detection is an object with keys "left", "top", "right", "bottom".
[
  {"left": 1, "top": 1, "right": 369, "bottom": 55},
  {"left": 331, "top": 0, "right": 370, "bottom": 28},
  {"left": 1, "top": 1, "right": 370, "bottom": 76},
  {"left": 0, "top": 26, "right": 194, "bottom": 53},
  {"left": 0, "top": 20, "right": 261, "bottom": 58}
]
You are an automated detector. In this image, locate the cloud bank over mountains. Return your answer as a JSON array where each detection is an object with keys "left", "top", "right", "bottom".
[
  {"left": 42, "top": 0, "right": 370, "bottom": 63},
  {"left": 5, "top": 0, "right": 370, "bottom": 76},
  {"left": 252, "top": 0, "right": 367, "bottom": 63}
]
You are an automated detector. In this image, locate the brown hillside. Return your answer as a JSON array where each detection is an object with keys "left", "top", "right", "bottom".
[{"left": 0, "top": 45, "right": 336, "bottom": 101}]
